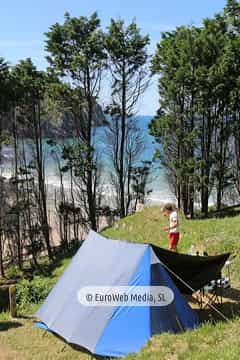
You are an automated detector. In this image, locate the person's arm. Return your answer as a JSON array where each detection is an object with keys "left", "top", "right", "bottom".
[
  {"left": 169, "top": 219, "right": 179, "bottom": 230},
  {"left": 162, "top": 220, "right": 178, "bottom": 232}
]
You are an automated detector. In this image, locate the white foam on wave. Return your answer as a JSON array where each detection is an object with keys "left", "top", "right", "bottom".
[
  {"left": 0, "top": 169, "right": 175, "bottom": 204},
  {"left": 147, "top": 191, "right": 176, "bottom": 205}
]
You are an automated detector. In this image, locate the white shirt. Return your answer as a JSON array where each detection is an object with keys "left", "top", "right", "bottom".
[{"left": 169, "top": 211, "right": 179, "bottom": 233}]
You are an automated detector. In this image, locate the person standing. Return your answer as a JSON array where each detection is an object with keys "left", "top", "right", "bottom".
[{"left": 162, "top": 204, "right": 180, "bottom": 252}]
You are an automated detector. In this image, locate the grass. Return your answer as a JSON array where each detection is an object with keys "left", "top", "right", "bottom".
[
  {"left": 0, "top": 206, "right": 240, "bottom": 360},
  {"left": 103, "top": 207, "right": 240, "bottom": 284}
]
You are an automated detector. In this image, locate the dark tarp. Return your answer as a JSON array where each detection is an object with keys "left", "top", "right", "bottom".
[{"left": 152, "top": 245, "right": 230, "bottom": 294}]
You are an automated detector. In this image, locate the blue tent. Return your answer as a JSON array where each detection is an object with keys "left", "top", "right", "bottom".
[{"left": 36, "top": 231, "right": 199, "bottom": 357}]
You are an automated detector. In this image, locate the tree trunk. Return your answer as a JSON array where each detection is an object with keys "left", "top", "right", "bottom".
[
  {"left": 13, "top": 108, "right": 22, "bottom": 270},
  {"left": 0, "top": 234, "right": 5, "bottom": 278},
  {"left": 181, "top": 181, "right": 189, "bottom": 215},
  {"left": 86, "top": 71, "right": 97, "bottom": 231},
  {"left": 34, "top": 103, "right": 53, "bottom": 260},
  {"left": 126, "top": 154, "right": 132, "bottom": 215},
  {"left": 189, "top": 184, "right": 194, "bottom": 218},
  {"left": 0, "top": 174, "right": 5, "bottom": 277},
  {"left": 0, "top": 114, "right": 2, "bottom": 164},
  {"left": 201, "top": 184, "right": 209, "bottom": 217},
  {"left": 87, "top": 172, "right": 97, "bottom": 230},
  {"left": 119, "top": 65, "right": 126, "bottom": 218},
  {"left": 200, "top": 112, "right": 212, "bottom": 217},
  {"left": 234, "top": 127, "right": 240, "bottom": 196}
]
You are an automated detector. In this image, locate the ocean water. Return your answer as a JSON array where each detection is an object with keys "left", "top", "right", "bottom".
[{"left": 0, "top": 116, "right": 174, "bottom": 204}]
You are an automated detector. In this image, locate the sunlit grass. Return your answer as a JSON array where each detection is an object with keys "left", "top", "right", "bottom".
[{"left": 1, "top": 206, "right": 240, "bottom": 359}]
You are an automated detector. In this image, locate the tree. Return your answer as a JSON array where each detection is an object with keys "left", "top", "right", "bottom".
[
  {"left": 0, "top": 177, "right": 8, "bottom": 277},
  {"left": 195, "top": 16, "right": 232, "bottom": 214},
  {"left": 223, "top": 0, "right": 240, "bottom": 201},
  {"left": 0, "top": 58, "right": 11, "bottom": 163},
  {"left": 151, "top": 26, "right": 201, "bottom": 217},
  {"left": 45, "top": 12, "right": 107, "bottom": 230},
  {"left": 151, "top": 9, "right": 240, "bottom": 217},
  {"left": 0, "top": 68, "right": 19, "bottom": 270},
  {"left": 105, "top": 19, "right": 150, "bottom": 217},
  {"left": 12, "top": 58, "right": 53, "bottom": 260},
  {"left": 131, "top": 161, "right": 152, "bottom": 211},
  {"left": 104, "top": 113, "right": 145, "bottom": 214}
]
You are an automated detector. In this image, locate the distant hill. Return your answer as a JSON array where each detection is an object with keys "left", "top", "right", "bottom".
[
  {"left": 41, "top": 103, "right": 108, "bottom": 138},
  {"left": 1, "top": 102, "right": 107, "bottom": 138}
]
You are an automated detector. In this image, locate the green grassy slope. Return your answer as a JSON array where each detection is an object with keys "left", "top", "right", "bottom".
[
  {"left": 103, "top": 207, "right": 240, "bottom": 285},
  {"left": 0, "top": 206, "right": 240, "bottom": 360}
]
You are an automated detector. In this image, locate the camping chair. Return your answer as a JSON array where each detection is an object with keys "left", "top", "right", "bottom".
[{"left": 199, "top": 259, "right": 232, "bottom": 310}]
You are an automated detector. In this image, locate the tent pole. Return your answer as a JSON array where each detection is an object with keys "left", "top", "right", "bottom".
[
  {"left": 159, "top": 260, "right": 229, "bottom": 322},
  {"left": 175, "top": 316, "right": 184, "bottom": 332}
]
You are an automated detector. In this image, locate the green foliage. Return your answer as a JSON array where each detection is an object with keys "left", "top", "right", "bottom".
[
  {"left": 16, "top": 277, "right": 52, "bottom": 311},
  {"left": 131, "top": 161, "right": 152, "bottom": 205},
  {"left": 105, "top": 19, "right": 150, "bottom": 217},
  {"left": 0, "top": 311, "right": 11, "bottom": 321},
  {"left": 45, "top": 12, "right": 107, "bottom": 81},
  {"left": 62, "top": 142, "right": 96, "bottom": 175},
  {"left": 105, "top": 18, "right": 150, "bottom": 117},
  {"left": 151, "top": 7, "right": 240, "bottom": 216},
  {"left": 12, "top": 58, "right": 48, "bottom": 106},
  {"left": 6, "top": 266, "right": 22, "bottom": 279},
  {"left": 0, "top": 57, "right": 11, "bottom": 111},
  {"left": 45, "top": 12, "right": 107, "bottom": 231},
  {"left": 106, "top": 19, "right": 149, "bottom": 73}
]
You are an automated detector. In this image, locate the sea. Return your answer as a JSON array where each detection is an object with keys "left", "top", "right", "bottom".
[{"left": 0, "top": 116, "right": 175, "bottom": 206}]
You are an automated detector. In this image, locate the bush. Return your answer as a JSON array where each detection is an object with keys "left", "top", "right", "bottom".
[
  {"left": 7, "top": 265, "right": 22, "bottom": 279},
  {"left": 16, "top": 276, "right": 52, "bottom": 311},
  {"left": 0, "top": 311, "right": 11, "bottom": 321}
]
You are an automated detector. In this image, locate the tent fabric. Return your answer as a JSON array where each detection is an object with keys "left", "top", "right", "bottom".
[
  {"left": 152, "top": 245, "right": 230, "bottom": 294},
  {"left": 150, "top": 263, "right": 198, "bottom": 335},
  {"left": 36, "top": 231, "right": 228, "bottom": 357},
  {"left": 36, "top": 231, "right": 147, "bottom": 353},
  {"left": 95, "top": 246, "right": 151, "bottom": 357},
  {"left": 34, "top": 322, "right": 50, "bottom": 331}
]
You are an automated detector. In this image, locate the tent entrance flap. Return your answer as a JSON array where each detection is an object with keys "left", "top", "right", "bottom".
[{"left": 152, "top": 245, "right": 230, "bottom": 294}]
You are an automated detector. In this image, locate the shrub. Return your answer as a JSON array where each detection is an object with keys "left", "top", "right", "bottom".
[
  {"left": 7, "top": 265, "right": 22, "bottom": 279},
  {"left": 0, "top": 311, "right": 11, "bottom": 321},
  {"left": 16, "top": 276, "right": 52, "bottom": 311}
]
